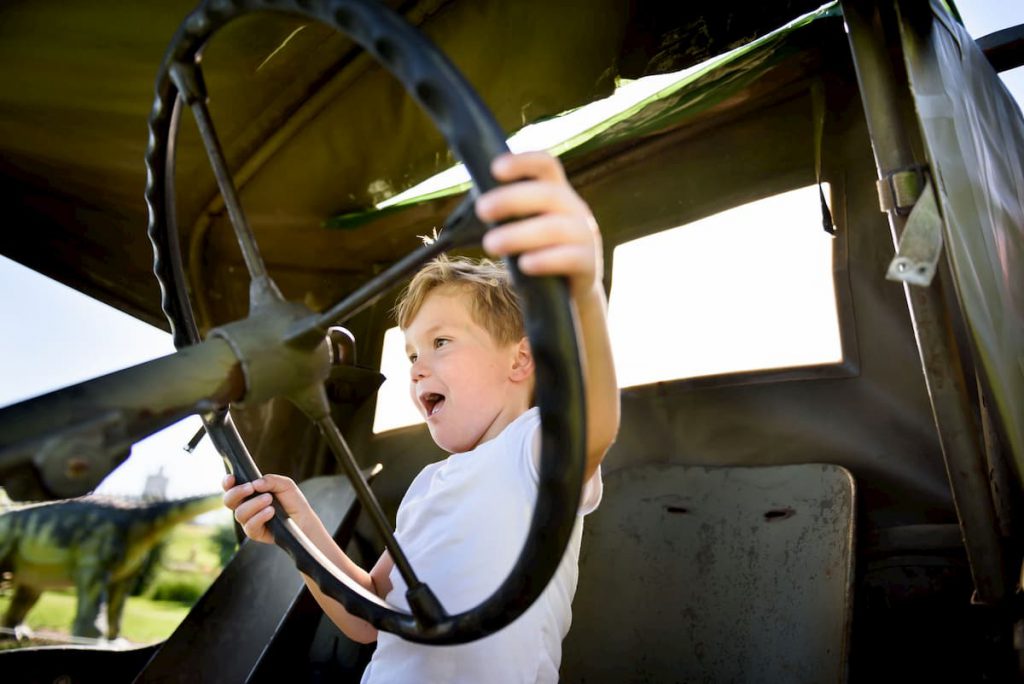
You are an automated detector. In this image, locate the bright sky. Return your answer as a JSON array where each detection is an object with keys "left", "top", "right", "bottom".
[
  {"left": 1, "top": 1, "right": 1020, "bottom": 501},
  {"left": 0, "top": 255, "right": 228, "bottom": 507}
]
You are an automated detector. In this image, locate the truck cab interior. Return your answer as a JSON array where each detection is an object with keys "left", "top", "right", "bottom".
[{"left": 1, "top": 1, "right": 1022, "bottom": 681}]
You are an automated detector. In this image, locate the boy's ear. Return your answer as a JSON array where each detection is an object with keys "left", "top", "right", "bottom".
[{"left": 509, "top": 336, "right": 535, "bottom": 382}]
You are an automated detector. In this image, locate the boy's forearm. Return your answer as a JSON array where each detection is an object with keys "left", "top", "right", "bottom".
[
  {"left": 574, "top": 283, "right": 620, "bottom": 480},
  {"left": 293, "top": 513, "right": 380, "bottom": 643},
  {"left": 302, "top": 573, "right": 379, "bottom": 644}
]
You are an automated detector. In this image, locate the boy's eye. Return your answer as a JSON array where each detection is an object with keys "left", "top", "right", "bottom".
[
  {"left": 434, "top": 338, "right": 450, "bottom": 349},
  {"left": 408, "top": 353, "right": 418, "bottom": 363}
]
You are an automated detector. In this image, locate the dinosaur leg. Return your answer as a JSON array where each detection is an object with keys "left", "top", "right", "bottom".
[
  {"left": 105, "top": 578, "right": 131, "bottom": 640},
  {"left": 72, "top": 567, "right": 105, "bottom": 638},
  {"left": 2, "top": 584, "right": 41, "bottom": 640}
]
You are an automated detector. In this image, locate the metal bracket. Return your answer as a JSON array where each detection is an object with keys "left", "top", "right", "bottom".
[
  {"left": 20, "top": 410, "right": 130, "bottom": 498},
  {"left": 886, "top": 176, "right": 944, "bottom": 287}
]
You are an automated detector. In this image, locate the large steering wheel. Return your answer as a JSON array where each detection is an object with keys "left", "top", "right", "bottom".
[{"left": 145, "top": 0, "right": 585, "bottom": 645}]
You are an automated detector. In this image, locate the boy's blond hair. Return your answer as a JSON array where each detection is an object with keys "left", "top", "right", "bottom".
[{"left": 394, "top": 255, "right": 524, "bottom": 345}]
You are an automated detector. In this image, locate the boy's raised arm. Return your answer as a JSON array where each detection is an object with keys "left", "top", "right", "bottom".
[
  {"left": 476, "top": 151, "right": 621, "bottom": 481},
  {"left": 566, "top": 281, "right": 620, "bottom": 481}
]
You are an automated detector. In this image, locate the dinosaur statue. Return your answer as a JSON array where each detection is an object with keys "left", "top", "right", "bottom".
[{"left": 0, "top": 490, "right": 223, "bottom": 640}]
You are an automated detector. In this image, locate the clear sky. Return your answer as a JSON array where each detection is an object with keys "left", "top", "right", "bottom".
[
  {"left": 1, "top": 0, "right": 1020, "bottom": 504},
  {"left": 0, "top": 255, "right": 227, "bottom": 501}
]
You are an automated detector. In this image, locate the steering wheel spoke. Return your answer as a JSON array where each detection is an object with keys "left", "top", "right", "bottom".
[
  {"left": 286, "top": 193, "right": 490, "bottom": 343},
  {"left": 168, "top": 59, "right": 272, "bottom": 293},
  {"left": 314, "top": 416, "right": 425, "bottom": 598}
]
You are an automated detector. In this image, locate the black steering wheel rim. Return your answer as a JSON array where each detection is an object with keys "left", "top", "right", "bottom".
[{"left": 145, "top": 0, "right": 586, "bottom": 645}]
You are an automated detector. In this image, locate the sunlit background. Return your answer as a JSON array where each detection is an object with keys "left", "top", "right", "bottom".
[{"left": 373, "top": 183, "right": 842, "bottom": 432}]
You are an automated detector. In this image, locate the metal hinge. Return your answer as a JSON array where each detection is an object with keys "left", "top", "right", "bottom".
[{"left": 876, "top": 165, "right": 929, "bottom": 215}]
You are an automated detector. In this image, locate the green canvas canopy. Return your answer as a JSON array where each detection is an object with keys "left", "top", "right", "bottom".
[{"left": 0, "top": 0, "right": 833, "bottom": 327}]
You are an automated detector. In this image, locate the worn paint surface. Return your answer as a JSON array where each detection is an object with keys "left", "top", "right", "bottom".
[{"left": 562, "top": 463, "right": 855, "bottom": 683}]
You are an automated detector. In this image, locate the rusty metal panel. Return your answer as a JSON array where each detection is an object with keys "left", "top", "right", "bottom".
[{"left": 562, "top": 464, "right": 855, "bottom": 683}]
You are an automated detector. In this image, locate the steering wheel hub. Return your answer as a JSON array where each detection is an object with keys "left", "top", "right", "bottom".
[{"left": 209, "top": 299, "right": 331, "bottom": 409}]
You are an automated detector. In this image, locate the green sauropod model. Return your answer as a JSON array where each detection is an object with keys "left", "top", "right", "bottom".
[{"left": 0, "top": 490, "right": 223, "bottom": 639}]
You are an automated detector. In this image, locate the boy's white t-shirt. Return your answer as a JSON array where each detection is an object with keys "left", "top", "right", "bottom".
[{"left": 361, "top": 407, "right": 602, "bottom": 683}]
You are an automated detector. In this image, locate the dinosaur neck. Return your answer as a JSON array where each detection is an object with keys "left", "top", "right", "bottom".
[{"left": 134, "top": 493, "right": 224, "bottom": 538}]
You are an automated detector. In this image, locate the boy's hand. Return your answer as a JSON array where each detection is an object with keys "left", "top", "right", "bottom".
[
  {"left": 476, "top": 151, "right": 602, "bottom": 301},
  {"left": 222, "top": 473, "right": 313, "bottom": 544}
]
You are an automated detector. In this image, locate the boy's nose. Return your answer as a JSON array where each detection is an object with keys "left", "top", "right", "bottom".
[{"left": 410, "top": 359, "right": 429, "bottom": 381}]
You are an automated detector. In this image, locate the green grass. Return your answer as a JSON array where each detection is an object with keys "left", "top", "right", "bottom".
[
  {"left": 144, "top": 521, "right": 230, "bottom": 605},
  {"left": 0, "top": 589, "right": 189, "bottom": 644},
  {"left": 0, "top": 588, "right": 79, "bottom": 634},
  {"left": 162, "top": 522, "right": 224, "bottom": 573},
  {"left": 0, "top": 522, "right": 233, "bottom": 647},
  {"left": 118, "top": 595, "right": 193, "bottom": 642}
]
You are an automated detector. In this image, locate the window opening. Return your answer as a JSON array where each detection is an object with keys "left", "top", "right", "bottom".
[
  {"left": 373, "top": 326, "right": 424, "bottom": 433},
  {"left": 607, "top": 184, "right": 842, "bottom": 388}
]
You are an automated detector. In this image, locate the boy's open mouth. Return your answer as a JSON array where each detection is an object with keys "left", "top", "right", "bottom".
[{"left": 420, "top": 392, "right": 446, "bottom": 417}]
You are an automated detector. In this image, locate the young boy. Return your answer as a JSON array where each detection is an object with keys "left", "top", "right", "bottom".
[{"left": 222, "top": 151, "right": 619, "bottom": 682}]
